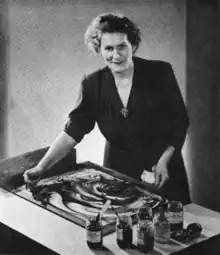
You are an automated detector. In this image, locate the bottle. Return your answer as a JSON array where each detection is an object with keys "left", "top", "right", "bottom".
[
  {"left": 153, "top": 206, "right": 170, "bottom": 243},
  {"left": 86, "top": 217, "right": 103, "bottom": 249},
  {"left": 137, "top": 205, "right": 154, "bottom": 253},
  {"left": 116, "top": 215, "right": 133, "bottom": 249},
  {"left": 168, "top": 201, "right": 183, "bottom": 233}
]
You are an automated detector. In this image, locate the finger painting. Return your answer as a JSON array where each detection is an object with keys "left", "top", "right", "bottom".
[{"left": 15, "top": 162, "right": 166, "bottom": 235}]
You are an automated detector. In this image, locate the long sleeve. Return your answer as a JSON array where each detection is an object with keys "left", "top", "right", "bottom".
[
  {"left": 163, "top": 63, "right": 189, "bottom": 151},
  {"left": 64, "top": 77, "right": 96, "bottom": 143}
]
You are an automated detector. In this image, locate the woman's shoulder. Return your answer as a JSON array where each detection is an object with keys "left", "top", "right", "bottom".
[
  {"left": 83, "top": 69, "right": 101, "bottom": 83},
  {"left": 83, "top": 66, "right": 108, "bottom": 82},
  {"left": 134, "top": 56, "right": 172, "bottom": 70},
  {"left": 81, "top": 67, "right": 106, "bottom": 91}
]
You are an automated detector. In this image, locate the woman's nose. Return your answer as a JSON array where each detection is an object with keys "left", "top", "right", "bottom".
[{"left": 112, "top": 48, "right": 121, "bottom": 58}]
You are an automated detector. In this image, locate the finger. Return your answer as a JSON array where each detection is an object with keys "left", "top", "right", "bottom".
[
  {"left": 152, "top": 165, "right": 157, "bottom": 172},
  {"left": 25, "top": 179, "right": 39, "bottom": 191},
  {"left": 155, "top": 172, "right": 161, "bottom": 187},
  {"left": 158, "top": 175, "right": 169, "bottom": 189},
  {"left": 23, "top": 172, "right": 30, "bottom": 183},
  {"left": 140, "top": 170, "right": 147, "bottom": 182},
  {"left": 23, "top": 171, "right": 36, "bottom": 184}
]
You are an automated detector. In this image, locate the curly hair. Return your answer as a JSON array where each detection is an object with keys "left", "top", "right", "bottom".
[{"left": 84, "top": 12, "right": 141, "bottom": 54}]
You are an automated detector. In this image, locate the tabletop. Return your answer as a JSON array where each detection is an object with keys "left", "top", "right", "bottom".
[
  {"left": 0, "top": 191, "right": 220, "bottom": 255},
  {"left": 0, "top": 148, "right": 220, "bottom": 254}
]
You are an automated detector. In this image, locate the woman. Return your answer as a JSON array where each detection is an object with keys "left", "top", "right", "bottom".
[{"left": 23, "top": 13, "right": 190, "bottom": 204}]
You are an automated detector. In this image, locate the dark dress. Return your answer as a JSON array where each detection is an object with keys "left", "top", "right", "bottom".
[{"left": 64, "top": 57, "right": 191, "bottom": 205}]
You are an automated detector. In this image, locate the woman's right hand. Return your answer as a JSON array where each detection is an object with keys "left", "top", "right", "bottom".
[{"left": 23, "top": 165, "right": 44, "bottom": 184}]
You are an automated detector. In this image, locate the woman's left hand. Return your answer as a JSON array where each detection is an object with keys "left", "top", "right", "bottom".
[{"left": 154, "top": 160, "right": 169, "bottom": 188}]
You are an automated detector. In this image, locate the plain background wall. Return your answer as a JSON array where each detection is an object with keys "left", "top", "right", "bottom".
[
  {"left": 0, "top": 1, "right": 8, "bottom": 159},
  {"left": 186, "top": 0, "right": 220, "bottom": 211},
  {"left": 7, "top": 0, "right": 186, "bottom": 165}
]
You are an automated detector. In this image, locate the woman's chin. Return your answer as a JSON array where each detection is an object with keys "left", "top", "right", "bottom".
[{"left": 110, "top": 65, "right": 127, "bottom": 74}]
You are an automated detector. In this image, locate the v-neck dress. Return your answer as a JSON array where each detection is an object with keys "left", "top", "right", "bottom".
[{"left": 64, "top": 57, "right": 191, "bottom": 204}]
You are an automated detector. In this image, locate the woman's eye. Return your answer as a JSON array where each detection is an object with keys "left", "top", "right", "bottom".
[
  {"left": 105, "top": 46, "right": 113, "bottom": 51},
  {"left": 118, "top": 44, "right": 126, "bottom": 50}
]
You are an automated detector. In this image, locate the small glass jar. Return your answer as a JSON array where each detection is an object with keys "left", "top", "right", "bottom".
[
  {"left": 116, "top": 215, "right": 133, "bottom": 249},
  {"left": 86, "top": 217, "right": 103, "bottom": 249},
  {"left": 167, "top": 201, "right": 183, "bottom": 233},
  {"left": 153, "top": 207, "right": 170, "bottom": 243},
  {"left": 137, "top": 205, "right": 154, "bottom": 253}
]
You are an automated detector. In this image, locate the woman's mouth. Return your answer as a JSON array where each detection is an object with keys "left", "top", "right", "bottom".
[{"left": 111, "top": 61, "right": 124, "bottom": 65}]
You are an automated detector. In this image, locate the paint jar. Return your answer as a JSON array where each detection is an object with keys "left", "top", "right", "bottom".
[
  {"left": 168, "top": 201, "right": 183, "bottom": 234},
  {"left": 137, "top": 205, "right": 154, "bottom": 253},
  {"left": 86, "top": 217, "right": 103, "bottom": 249},
  {"left": 153, "top": 206, "right": 170, "bottom": 243},
  {"left": 116, "top": 215, "right": 133, "bottom": 248}
]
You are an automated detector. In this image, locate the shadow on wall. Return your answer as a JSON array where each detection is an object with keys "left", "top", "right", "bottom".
[
  {"left": 0, "top": 2, "right": 8, "bottom": 159},
  {"left": 186, "top": 1, "right": 220, "bottom": 211}
]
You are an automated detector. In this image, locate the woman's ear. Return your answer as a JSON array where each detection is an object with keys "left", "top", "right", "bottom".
[
  {"left": 132, "top": 45, "right": 137, "bottom": 54},
  {"left": 98, "top": 49, "right": 103, "bottom": 59}
]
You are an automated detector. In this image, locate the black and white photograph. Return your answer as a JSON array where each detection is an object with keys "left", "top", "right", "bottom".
[{"left": 0, "top": 0, "right": 219, "bottom": 254}]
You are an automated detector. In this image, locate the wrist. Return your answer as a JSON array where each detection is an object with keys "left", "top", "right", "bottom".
[
  {"left": 35, "top": 163, "right": 46, "bottom": 173},
  {"left": 157, "top": 158, "right": 168, "bottom": 167}
]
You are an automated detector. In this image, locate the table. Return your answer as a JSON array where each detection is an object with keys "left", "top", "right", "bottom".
[
  {"left": 0, "top": 149, "right": 220, "bottom": 254},
  {"left": 0, "top": 191, "right": 220, "bottom": 255}
]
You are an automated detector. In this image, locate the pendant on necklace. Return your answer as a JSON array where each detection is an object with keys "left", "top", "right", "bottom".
[{"left": 120, "top": 108, "right": 129, "bottom": 118}]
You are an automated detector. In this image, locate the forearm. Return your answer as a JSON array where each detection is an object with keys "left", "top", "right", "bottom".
[
  {"left": 37, "top": 131, "right": 78, "bottom": 172},
  {"left": 158, "top": 145, "right": 175, "bottom": 166}
]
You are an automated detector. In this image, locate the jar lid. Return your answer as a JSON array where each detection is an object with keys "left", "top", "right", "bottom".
[{"left": 168, "top": 200, "right": 183, "bottom": 207}]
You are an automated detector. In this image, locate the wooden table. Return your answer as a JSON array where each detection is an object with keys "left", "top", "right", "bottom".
[{"left": 0, "top": 149, "right": 220, "bottom": 254}]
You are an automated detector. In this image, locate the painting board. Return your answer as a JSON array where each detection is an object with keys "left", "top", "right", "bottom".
[{"left": 13, "top": 161, "right": 165, "bottom": 236}]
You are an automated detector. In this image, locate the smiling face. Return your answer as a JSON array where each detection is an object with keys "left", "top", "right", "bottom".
[{"left": 100, "top": 33, "right": 134, "bottom": 75}]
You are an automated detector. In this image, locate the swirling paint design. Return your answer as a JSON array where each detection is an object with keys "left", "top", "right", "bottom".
[{"left": 29, "top": 168, "right": 162, "bottom": 218}]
